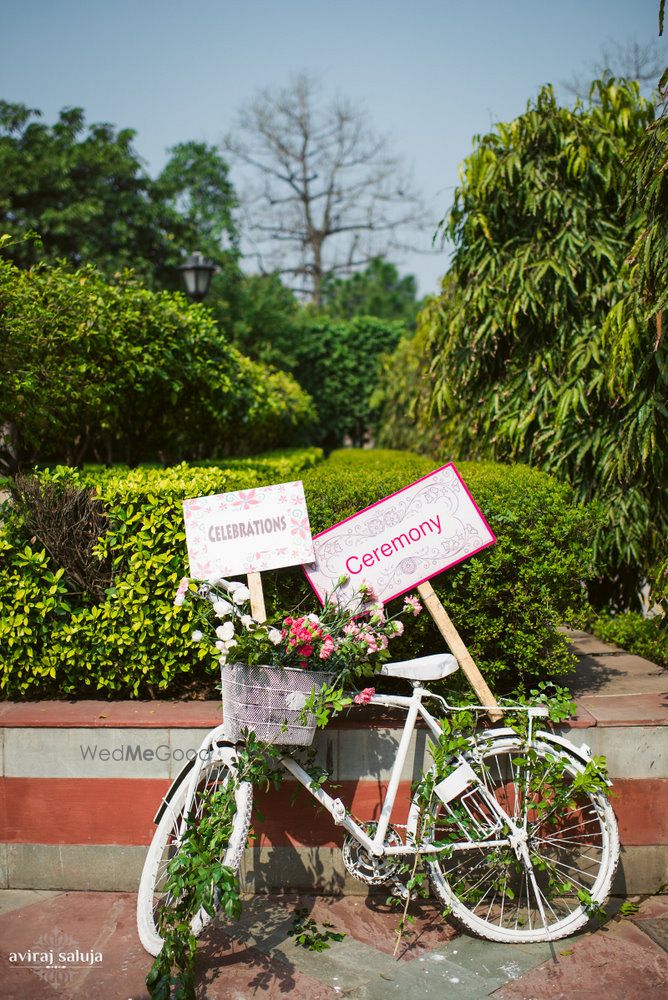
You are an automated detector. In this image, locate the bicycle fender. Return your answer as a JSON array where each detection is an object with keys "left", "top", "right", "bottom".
[
  {"left": 469, "top": 727, "right": 601, "bottom": 774},
  {"left": 152, "top": 742, "right": 239, "bottom": 823},
  {"left": 535, "top": 729, "right": 605, "bottom": 775}
]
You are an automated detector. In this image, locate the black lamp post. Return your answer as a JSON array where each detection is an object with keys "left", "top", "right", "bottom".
[{"left": 178, "top": 251, "right": 216, "bottom": 301}]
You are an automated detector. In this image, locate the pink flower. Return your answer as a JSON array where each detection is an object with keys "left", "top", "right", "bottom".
[
  {"left": 319, "top": 636, "right": 335, "bottom": 660},
  {"left": 404, "top": 595, "right": 422, "bottom": 616},
  {"left": 360, "top": 632, "right": 379, "bottom": 653},
  {"left": 354, "top": 687, "right": 376, "bottom": 705},
  {"left": 390, "top": 620, "right": 404, "bottom": 636},
  {"left": 343, "top": 623, "right": 360, "bottom": 637},
  {"left": 174, "top": 577, "right": 189, "bottom": 606}
]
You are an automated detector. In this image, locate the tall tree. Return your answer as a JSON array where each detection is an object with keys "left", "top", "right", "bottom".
[
  {"left": 0, "top": 102, "right": 175, "bottom": 283},
  {"left": 0, "top": 104, "right": 239, "bottom": 289},
  {"left": 224, "top": 74, "right": 426, "bottom": 306},
  {"left": 321, "top": 256, "right": 421, "bottom": 326},
  {"left": 157, "top": 140, "right": 239, "bottom": 264},
  {"left": 421, "top": 80, "right": 663, "bottom": 604}
]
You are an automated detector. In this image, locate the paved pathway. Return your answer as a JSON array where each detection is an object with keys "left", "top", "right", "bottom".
[{"left": 0, "top": 889, "right": 666, "bottom": 999}]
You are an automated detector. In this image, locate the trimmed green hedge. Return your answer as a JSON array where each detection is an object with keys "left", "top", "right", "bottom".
[
  {"left": 1, "top": 448, "right": 597, "bottom": 698},
  {"left": 0, "top": 449, "right": 322, "bottom": 698},
  {"left": 275, "top": 451, "right": 599, "bottom": 692}
]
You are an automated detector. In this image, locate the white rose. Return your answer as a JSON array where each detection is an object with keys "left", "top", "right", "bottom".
[
  {"left": 232, "top": 585, "right": 251, "bottom": 605},
  {"left": 267, "top": 628, "right": 283, "bottom": 645},
  {"left": 240, "top": 614, "right": 256, "bottom": 630},
  {"left": 285, "top": 691, "right": 307, "bottom": 710},
  {"left": 216, "top": 621, "right": 235, "bottom": 642},
  {"left": 191, "top": 630, "right": 203, "bottom": 642},
  {"left": 213, "top": 598, "right": 234, "bottom": 618}
]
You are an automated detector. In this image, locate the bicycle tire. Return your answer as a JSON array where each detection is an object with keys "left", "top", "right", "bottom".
[
  {"left": 421, "top": 734, "right": 619, "bottom": 943},
  {"left": 137, "top": 756, "right": 253, "bottom": 956}
]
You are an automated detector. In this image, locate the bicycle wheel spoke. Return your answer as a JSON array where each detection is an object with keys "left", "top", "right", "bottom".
[
  {"left": 540, "top": 856, "right": 599, "bottom": 887},
  {"left": 535, "top": 837, "right": 604, "bottom": 864},
  {"left": 533, "top": 820, "right": 598, "bottom": 847},
  {"left": 425, "top": 738, "right": 618, "bottom": 942}
]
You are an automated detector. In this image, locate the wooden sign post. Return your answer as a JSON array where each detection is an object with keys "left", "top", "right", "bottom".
[
  {"left": 247, "top": 571, "right": 267, "bottom": 623},
  {"left": 417, "top": 581, "right": 501, "bottom": 720}
]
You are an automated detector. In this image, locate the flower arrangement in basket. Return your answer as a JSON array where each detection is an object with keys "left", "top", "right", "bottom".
[{"left": 174, "top": 575, "right": 422, "bottom": 746}]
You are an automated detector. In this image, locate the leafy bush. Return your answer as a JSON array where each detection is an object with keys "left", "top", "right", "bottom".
[
  {"left": 589, "top": 611, "right": 667, "bottom": 669},
  {"left": 0, "top": 451, "right": 593, "bottom": 697},
  {"left": 409, "top": 80, "right": 665, "bottom": 605},
  {"left": 0, "top": 448, "right": 596, "bottom": 699},
  {"left": 263, "top": 315, "right": 406, "bottom": 450},
  {"left": 0, "top": 449, "right": 322, "bottom": 698},
  {"left": 371, "top": 291, "right": 451, "bottom": 456},
  {"left": 0, "top": 257, "right": 315, "bottom": 471}
]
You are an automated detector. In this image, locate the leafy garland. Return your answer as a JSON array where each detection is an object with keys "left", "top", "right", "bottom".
[{"left": 146, "top": 735, "right": 284, "bottom": 999}]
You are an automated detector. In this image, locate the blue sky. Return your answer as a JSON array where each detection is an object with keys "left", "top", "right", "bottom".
[{"left": 1, "top": 0, "right": 664, "bottom": 295}]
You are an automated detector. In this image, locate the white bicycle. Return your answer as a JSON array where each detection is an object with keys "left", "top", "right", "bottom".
[{"left": 137, "top": 652, "right": 619, "bottom": 956}]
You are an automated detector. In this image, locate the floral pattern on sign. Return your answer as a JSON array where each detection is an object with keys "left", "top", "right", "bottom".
[{"left": 183, "top": 480, "right": 314, "bottom": 579}]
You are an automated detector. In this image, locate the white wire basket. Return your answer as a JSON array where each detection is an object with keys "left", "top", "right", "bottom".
[{"left": 221, "top": 664, "right": 334, "bottom": 746}]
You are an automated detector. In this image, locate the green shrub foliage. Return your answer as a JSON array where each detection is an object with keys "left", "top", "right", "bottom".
[
  {"left": 0, "top": 449, "right": 322, "bottom": 697},
  {"left": 589, "top": 611, "right": 667, "bottom": 669},
  {"left": 263, "top": 314, "right": 406, "bottom": 450},
  {"left": 391, "top": 80, "right": 665, "bottom": 604},
  {"left": 0, "top": 256, "right": 315, "bottom": 471},
  {"left": 0, "top": 449, "right": 596, "bottom": 699}
]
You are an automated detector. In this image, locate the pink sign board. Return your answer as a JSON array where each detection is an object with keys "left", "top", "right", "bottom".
[
  {"left": 183, "top": 480, "right": 315, "bottom": 580},
  {"left": 304, "top": 463, "right": 495, "bottom": 606}
]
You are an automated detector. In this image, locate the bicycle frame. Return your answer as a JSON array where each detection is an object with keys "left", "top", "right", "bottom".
[
  {"left": 279, "top": 686, "right": 547, "bottom": 860},
  {"left": 141, "top": 680, "right": 618, "bottom": 952},
  {"left": 174, "top": 683, "right": 550, "bottom": 860}
]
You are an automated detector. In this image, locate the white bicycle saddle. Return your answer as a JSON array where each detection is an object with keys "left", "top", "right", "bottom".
[{"left": 379, "top": 653, "right": 458, "bottom": 681}]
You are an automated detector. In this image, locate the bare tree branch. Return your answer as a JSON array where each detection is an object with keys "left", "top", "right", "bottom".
[
  {"left": 562, "top": 35, "right": 667, "bottom": 100},
  {"left": 224, "top": 73, "right": 428, "bottom": 305}
]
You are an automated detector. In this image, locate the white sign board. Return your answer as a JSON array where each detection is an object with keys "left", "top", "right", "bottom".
[
  {"left": 183, "top": 480, "right": 315, "bottom": 580},
  {"left": 304, "top": 463, "right": 495, "bottom": 606}
]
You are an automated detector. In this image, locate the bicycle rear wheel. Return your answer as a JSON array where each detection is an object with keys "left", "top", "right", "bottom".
[
  {"left": 137, "top": 755, "right": 253, "bottom": 956},
  {"left": 423, "top": 735, "right": 619, "bottom": 942}
]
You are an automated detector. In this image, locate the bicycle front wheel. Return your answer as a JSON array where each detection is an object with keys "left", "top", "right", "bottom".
[
  {"left": 424, "top": 735, "right": 619, "bottom": 943},
  {"left": 137, "top": 756, "right": 253, "bottom": 956}
]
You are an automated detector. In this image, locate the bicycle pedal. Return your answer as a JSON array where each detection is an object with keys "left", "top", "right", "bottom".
[{"left": 390, "top": 880, "right": 410, "bottom": 900}]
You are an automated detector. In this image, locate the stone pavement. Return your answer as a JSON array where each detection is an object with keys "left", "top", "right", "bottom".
[{"left": 0, "top": 889, "right": 666, "bottom": 999}]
